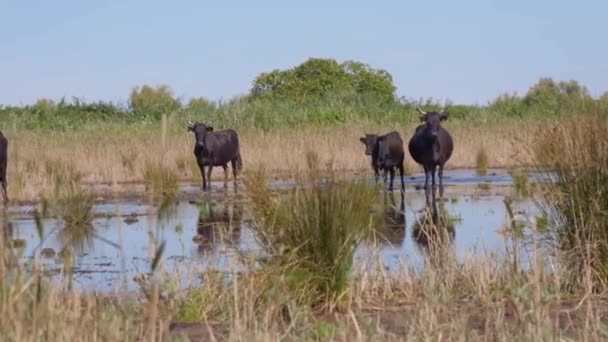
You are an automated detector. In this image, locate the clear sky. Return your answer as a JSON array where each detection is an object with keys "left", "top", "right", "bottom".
[{"left": 1, "top": 0, "right": 606, "bottom": 106}]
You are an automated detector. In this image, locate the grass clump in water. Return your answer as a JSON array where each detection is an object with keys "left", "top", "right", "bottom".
[
  {"left": 244, "top": 151, "right": 379, "bottom": 310},
  {"left": 534, "top": 113, "right": 608, "bottom": 289},
  {"left": 142, "top": 160, "right": 179, "bottom": 197},
  {"left": 40, "top": 159, "right": 97, "bottom": 255},
  {"left": 475, "top": 145, "right": 489, "bottom": 176},
  {"left": 58, "top": 189, "right": 94, "bottom": 229},
  {"left": 509, "top": 168, "right": 530, "bottom": 198},
  {"left": 57, "top": 188, "right": 95, "bottom": 254},
  {"left": 412, "top": 204, "right": 456, "bottom": 248}
]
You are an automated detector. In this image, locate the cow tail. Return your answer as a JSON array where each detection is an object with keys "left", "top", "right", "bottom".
[{"left": 236, "top": 150, "right": 243, "bottom": 173}]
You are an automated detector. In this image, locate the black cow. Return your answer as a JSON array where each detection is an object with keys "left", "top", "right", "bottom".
[
  {"left": 187, "top": 120, "right": 243, "bottom": 191},
  {"left": 408, "top": 107, "right": 454, "bottom": 206},
  {"left": 359, "top": 131, "right": 405, "bottom": 192},
  {"left": 0, "top": 131, "right": 7, "bottom": 204}
]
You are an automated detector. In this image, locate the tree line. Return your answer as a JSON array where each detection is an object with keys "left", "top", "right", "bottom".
[{"left": 1, "top": 58, "right": 607, "bottom": 130}]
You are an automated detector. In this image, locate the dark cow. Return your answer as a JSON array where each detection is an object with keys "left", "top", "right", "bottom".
[
  {"left": 186, "top": 120, "right": 243, "bottom": 191},
  {"left": 359, "top": 131, "right": 405, "bottom": 192},
  {"left": 408, "top": 107, "right": 453, "bottom": 206},
  {"left": 0, "top": 131, "right": 7, "bottom": 204}
]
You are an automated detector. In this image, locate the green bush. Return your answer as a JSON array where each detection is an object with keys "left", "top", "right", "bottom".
[
  {"left": 129, "top": 84, "right": 181, "bottom": 121},
  {"left": 250, "top": 58, "right": 396, "bottom": 103},
  {"left": 0, "top": 76, "right": 606, "bottom": 132}
]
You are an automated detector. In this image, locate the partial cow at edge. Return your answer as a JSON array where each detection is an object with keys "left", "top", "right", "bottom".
[
  {"left": 359, "top": 131, "right": 406, "bottom": 193},
  {"left": 186, "top": 120, "right": 243, "bottom": 191},
  {"left": 408, "top": 107, "right": 454, "bottom": 206},
  {"left": 0, "top": 131, "right": 8, "bottom": 204}
]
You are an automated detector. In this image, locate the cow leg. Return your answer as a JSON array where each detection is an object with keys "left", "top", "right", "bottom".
[
  {"left": 431, "top": 165, "right": 438, "bottom": 203},
  {"left": 439, "top": 164, "right": 445, "bottom": 200},
  {"left": 199, "top": 164, "right": 207, "bottom": 191},
  {"left": 398, "top": 162, "right": 405, "bottom": 196},
  {"left": 222, "top": 165, "right": 229, "bottom": 189},
  {"left": 231, "top": 159, "right": 239, "bottom": 192},
  {"left": 382, "top": 169, "right": 388, "bottom": 190},
  {"left": 388, "top": 167, "right": 395, "bottom": 192},
  {"left": 424, "top": 165, "right": 432, "bottom": 208},
  {"left": 231, "top": 159, "right": 238, "bottom": 181},
  {"left": 1, "top": 180, "right": 7, "bottom": 205},
  {"left": 373, "top": 165, "right": 380, "bottom": 185},
  {"left": 206, "top": 166, "right": 213, "bottom": 191}
]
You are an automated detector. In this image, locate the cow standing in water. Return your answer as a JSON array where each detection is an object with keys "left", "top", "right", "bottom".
[
  {"left": 187, "top": 120, "right": 243, "bottom": 191},
  {"left": 0, "top": 131, "right": 8, "bottom": 204},
  {"left": 359, "top": 131, "right": 406, "bottom": 193},
  {"left": 408, "top": 107, "right": 454, "bottom": 206}
]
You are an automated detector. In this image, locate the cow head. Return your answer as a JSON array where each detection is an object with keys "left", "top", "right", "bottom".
[
  {"left": 186, "top": 120, "right": 214, "bottom": 148},
  {"left": 416, "top": 107, "right": 448, "bottom": 139},
  {"left": 359, "top": 134, "right": 379, "bottom": 156}
]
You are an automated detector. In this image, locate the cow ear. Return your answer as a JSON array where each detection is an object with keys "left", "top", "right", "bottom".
[
  {"left": 206, "top": 126, "right": 214, "bottom": 132},
  {"left": 359, "top": 137, "right": 366, "bottom": 144},
  {"left": 440, "top": 113, "right": 448, "bottom": 121},
  {"left": 419, "top": 114, "right": 426, "bottom": 122}
]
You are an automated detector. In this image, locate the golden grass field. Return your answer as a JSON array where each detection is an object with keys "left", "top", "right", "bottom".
[
  {"left": 4, "top": 118, "right": 539, "bottom": 202},
  {"left": 2, "top": 236, "right": 607, "bottom": 341},
  {"left": 3, "top": 115, "right": 608, "bottom": 341}
]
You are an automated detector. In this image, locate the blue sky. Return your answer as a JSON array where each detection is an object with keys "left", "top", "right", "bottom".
[{"left": 1, "top": 0, "right": 606, "bottom": 105}]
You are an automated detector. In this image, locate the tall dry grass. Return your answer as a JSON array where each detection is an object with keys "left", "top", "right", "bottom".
[
  {"left": 2, "top": 156, "right": 608, "bottom": 340},
  {"left": 4, "top": 118, "right": 538, "bottom": 202},
  {"left": 243, "top": 152, "right": 381, "bottom": 311},
  {"left": 534, "top": 113, "right": 608, "bottom": 290}
]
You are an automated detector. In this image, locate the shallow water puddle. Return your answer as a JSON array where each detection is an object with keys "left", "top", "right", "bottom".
[{"left": 3, "top": 169, "right": 541, "bottom": 292}]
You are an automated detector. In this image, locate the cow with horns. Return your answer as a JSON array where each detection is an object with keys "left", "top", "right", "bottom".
[
  {"left": 186, "top": 120, "right": 243, "bottom": 191},
  {"left": 408, "top": 107, "right": 454, "bottom": 206}
]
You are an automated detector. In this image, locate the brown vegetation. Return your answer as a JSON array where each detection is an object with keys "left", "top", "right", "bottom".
[{"left": 4, "top": 119, "right": 538, "bottom": 202}]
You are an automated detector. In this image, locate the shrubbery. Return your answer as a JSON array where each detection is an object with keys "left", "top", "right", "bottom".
[{"left": 0, "top": 58, "right": 606, "bottom": 131}]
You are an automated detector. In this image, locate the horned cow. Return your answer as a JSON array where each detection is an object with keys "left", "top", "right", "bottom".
[
  {"left": 408, "top": 107, "right": 454, "bottom": 205},
  {"left": 186, "top": 120, "right": 243, "bottom": 191}
]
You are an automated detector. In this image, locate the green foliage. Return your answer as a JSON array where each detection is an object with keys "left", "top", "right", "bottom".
[
  {"left": 0, "top": 97, "right": 130, "bottom": 130},
  {"left": 129, "top": 84, "right": 181, "bottom": 121},
  {"left": 182, "top": 96, "right": 216, "bottom": 120},
  {"left": 524, "top": 78, "right": 596, "bottom": 115},
  {"left": 251, "top": 58, "right": 396, "bottom": 103},
  {"left": 600, "top": 92, "right": 608, "bottom": 112},
  {"left": 489, "top": 93, "right": 526, "bottom": 118},
  {"left": 0, "top": 76, "right": 606, "bottom": 132}
]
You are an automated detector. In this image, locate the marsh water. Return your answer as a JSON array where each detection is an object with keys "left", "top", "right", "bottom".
[{"left": 3, "top": 169, "right": 543, "bottom": 292}]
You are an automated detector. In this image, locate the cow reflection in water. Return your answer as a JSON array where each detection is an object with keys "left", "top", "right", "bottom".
[
  {"left": 193, "top": 199, "right": 243, "bottom": 254},
  {"left": 412, "top": 199, "right": 455, "bottom": 261},
  {"left": 374, "top": 191, "right": 406, "bottom": 247}
]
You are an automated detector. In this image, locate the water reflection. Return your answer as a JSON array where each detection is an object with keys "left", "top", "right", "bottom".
[
  {"left": 194, "top": 199, "right": 243, "bottom": 254},
  {"left": 4, "top": 174, "right": 541, "bottom": 292},
  {"left": 58, "top": 222, "right": 96, "bottom": 255},
  {"left": 1, "top": 207, "right": 11, "bottom": 242},
  {"left": 375, "top": 191, "right": 406, "bottom": 247},
  {"left": 412, "top": 200, "right": 455, "bottom": 250}
]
